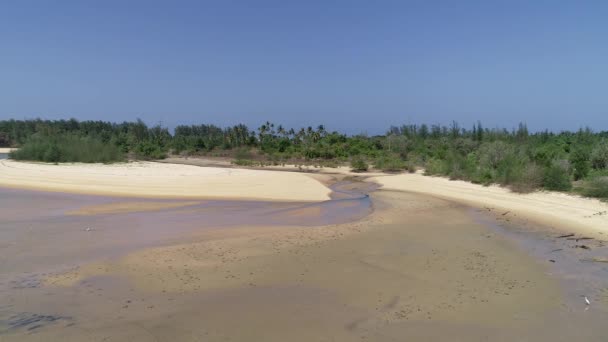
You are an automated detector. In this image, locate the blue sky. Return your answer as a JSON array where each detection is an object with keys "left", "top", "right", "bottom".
[{"left": 1, "top": 1, "right": 607, "bottom": 134}]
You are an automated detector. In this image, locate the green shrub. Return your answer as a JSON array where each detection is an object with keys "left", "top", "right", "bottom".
[
  {"left": 591, "top": 140, "right": 608, "bottom": 170},
  {"left": 234, "top": 148, "right": 253, "bottom": 160},
  {"left": 233, "top": 148, "right": 256, "bottom": 166},
  {"left": 405, "top": 162, "right": 417, "bottom": 173},
  {"left": 478, "top": 141, "right": 514, "bottom": 170},
  {"left": 569, "top": 148, "right": 591, "bottom": 180},
  {"left": 445, "top": 152, "right": 477, "bottom": 180},
  {"left": 135, "top": 141, "right": 166, "bottom": 160},
  {"left": 374, "top": 155, "right": 406, "bottom": 172},
  {"left": 232, "top": 159, "right": 256, "bottom": 166},
  {"left": 424, "top": 158, "right": 447, "bottom": 176},
  {"left": 11, "top": 135, "right": 124, "bottom": 163},
  {"left": 350, "top": 157, "right": 368, "bottom": 172},
  {"left": 580, "top": 176, "right": 608, "bottom": 199},
  {"left": 543, "top": 163, "right": 572, "bottom": 191},
  {"left": 510, "top": 163, "right": 544, "bottom": 193},
  {"left": 469, "top": 167, "right": 494, "bottom": 185},
  {"left": 320, "top": 160, "right": 340, "bottom": 168}
]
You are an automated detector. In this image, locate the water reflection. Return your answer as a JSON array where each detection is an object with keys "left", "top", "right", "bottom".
[{"left": 0, "top": 181, "right": 373, "bottom": 276}]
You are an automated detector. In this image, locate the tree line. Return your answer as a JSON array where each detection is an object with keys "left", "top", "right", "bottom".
[{"left": 1, "top": 118, "right": 607, "bottom": 199}]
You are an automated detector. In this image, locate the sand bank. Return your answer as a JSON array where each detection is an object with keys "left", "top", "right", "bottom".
[
  {"left": 0, "top": 147, "right": 16, "bottom": 153},
  {"left": 66, "top": 200, "right": 202, "bottom": 216},
  {"left": 4, "top": 175, "right": 608, "bottom": 340},
  {"left": 0, "top": 160, "right": 331, "bottom": 201},
  {"left": 159, "top": 156, "right": 385, "bottom": 176},
  {"left": 372, "top": 172, "right": 608, "bottom": 236},
  {"left": 37, "top": 191, "right": 606, "bottom": 341}
]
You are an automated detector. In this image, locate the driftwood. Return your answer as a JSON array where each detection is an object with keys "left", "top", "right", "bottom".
[
  {"left": 566, "top": 237, "right": 594, "bottom": 242},
  {"left": 581, "top": 257, "right": 608, "bottom": 263},
  {"left": 556, "top": 233, "right": 575, "bottom": 238}
]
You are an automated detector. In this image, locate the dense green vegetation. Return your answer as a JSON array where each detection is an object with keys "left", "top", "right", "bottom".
[
  {"left": 10, "top": 134, "right": 123, "bottom": 163},
  {"left": 1, "top": 118, "right": 607, "bottom": 199},
  {"left": 350, "top": 157, "right": 369, "bottom": 172}
]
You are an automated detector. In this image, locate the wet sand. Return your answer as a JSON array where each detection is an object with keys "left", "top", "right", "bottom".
[
  {"left": 0, "top": 181, "right": 369, "bottom": 276},
  {"left": 161, "top": 156, "right": 608, "bottom": 238},
  {"left": 373, "top": 172, "right": 608, "bottom": 238},
  {"left": 2, "top": 181, "right": 608, "bottom": 341}
]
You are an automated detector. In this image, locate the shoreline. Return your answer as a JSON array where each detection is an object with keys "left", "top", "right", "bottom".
[
  {"left": 1, "top": 157, "right": 607, "bottom": 237},
  {"left": 27, "top": 190, "right": 606, "bottom": 341},
  {"left": 0, "top": 159, "right": 331, "bottom": 202},
  {"left": 2, "top": 161, "right": 608, "bottom": 340},
  {"left": 372, "top": 172, "right": 608, "bottom": 238}
]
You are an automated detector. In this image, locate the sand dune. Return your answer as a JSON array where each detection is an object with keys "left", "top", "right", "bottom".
[
  {"left": 0, "top": 160, "right": 331, "bottom": 201},
  {"left": 372, "top": 172, "right": 608, "bottom": 236}
]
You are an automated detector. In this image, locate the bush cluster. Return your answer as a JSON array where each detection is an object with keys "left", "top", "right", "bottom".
[
  {"left": 10, "top": 135, "right": 123, "bottom": 163},
  {"left": 3, "top": 119, "right": 608, "bottom": 200},
  {"left": 580, "top": 176, "right": 608, "bottom": 199},
  {"left": 350, "top": 157, "right": 369, "bottom": 172}
]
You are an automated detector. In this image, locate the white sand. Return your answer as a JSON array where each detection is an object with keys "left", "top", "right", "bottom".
[
  {"left": 0, "top": 148, "right": 16, "bottom": 153},
  {"left": 2, "top": 157, "right": 606, "bottom": 234},
  {"left": 371, "top": 172, "right": 608, "bottom": 236},
  {"left": 0, "top": 160, "right": 331, "bottom": 201},
  {"left": 159, "top": 157, "right": 385, "bottom": 176}
]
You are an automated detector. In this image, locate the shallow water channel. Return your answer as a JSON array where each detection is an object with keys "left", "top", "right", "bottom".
[
  {"left": 1, "top": 179, "right": 608, "bottom": 341},
  {"left": 0, "top": 180, "right": 374, "bottom": 334}
]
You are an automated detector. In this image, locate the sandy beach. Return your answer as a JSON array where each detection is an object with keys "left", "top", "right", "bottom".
[
  {"left": 158, "top": 156, "right": 384, "bottom": 176},
  {"left": 1, "top": 163, "right": 608, "bottom": 340},
  {"left": 1, "top": 157, "right": 606, "bottom": 235},
  {"left": 164, "top": 157, "right": 608, "bottom": 236},
  {"left": 1, "top": 157, "right": 607, "bottom": 234},
  {"left": 0, "top": 160, "right": 331, "bottom": 201},
  {"left": 7, "top": 189, "right": 608, "bottom": 341},
  {"left": 4, "top": 2, "right": 607, "bottom": 339},
  {"left": 371, "top": 172, "right": 608, "bottom": 237}
]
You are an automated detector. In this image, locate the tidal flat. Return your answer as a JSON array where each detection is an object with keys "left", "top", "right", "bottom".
[{"left": 1, "top": 177, "right": 607, "bottom": 341}]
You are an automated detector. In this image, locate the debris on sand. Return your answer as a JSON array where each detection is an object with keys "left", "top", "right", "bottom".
[
  {"left": 576, "top": 245, "right": 591, "bottom": 250},
  {"left": 585, "top": 296, "right": 591, "bottom": 305},
  {"left": 580, "top": 257, "right": 608, "bottom": 263},
  {"left": 502, "top": 211, "right": 510, "bottom": 216},
  {"left": 84, "top": 227, "right": 93, "bottom": 232},
  {"left": 566, "top": 237, "right": 594, "bottom": 242},
  {"left": 557, "top": 233, "right": 575, "bottom": 238}
]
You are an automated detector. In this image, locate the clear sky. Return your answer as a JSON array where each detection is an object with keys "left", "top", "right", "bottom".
[{"left": 1, "top": 1, "right": 607, "bottom": 134}]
